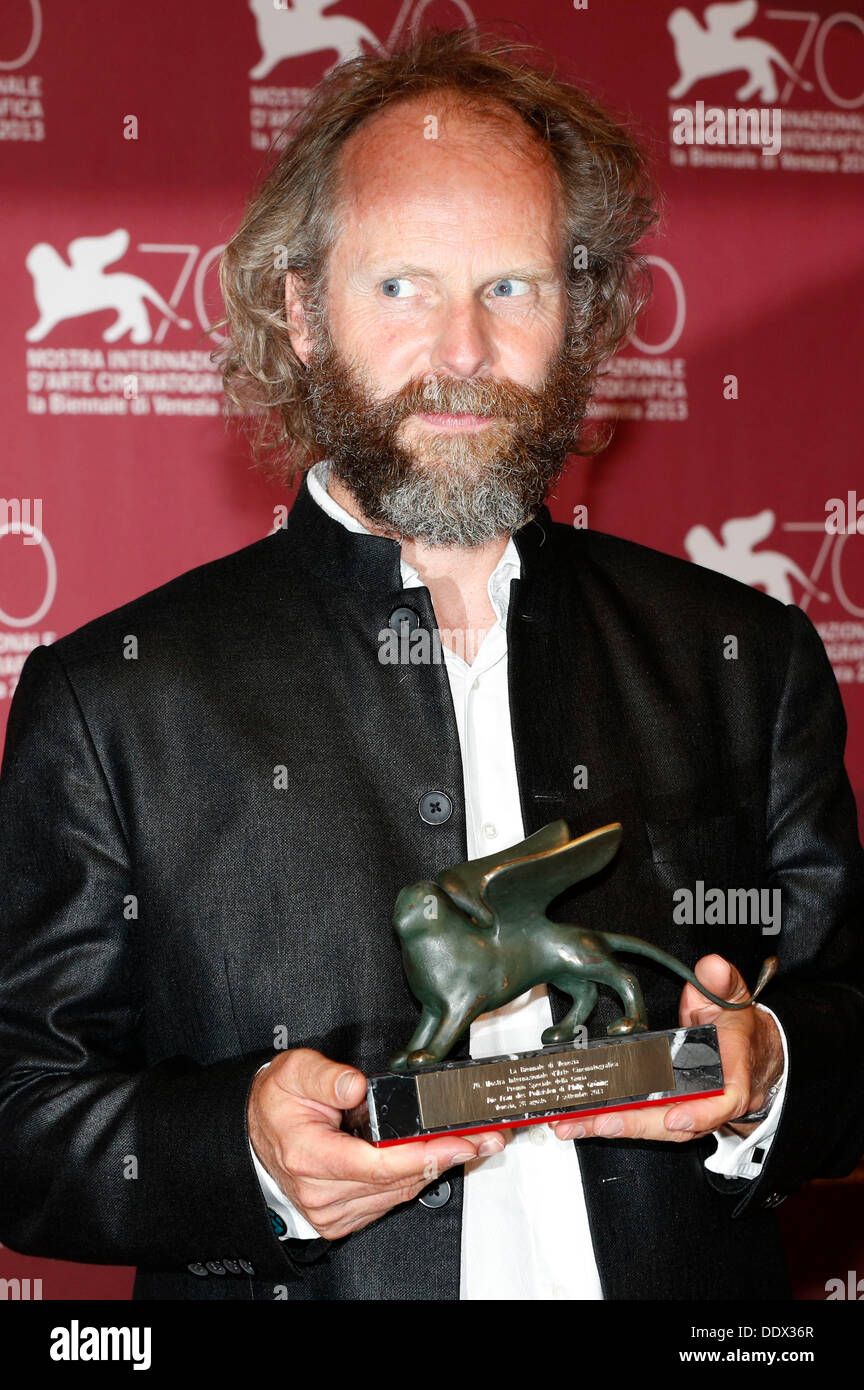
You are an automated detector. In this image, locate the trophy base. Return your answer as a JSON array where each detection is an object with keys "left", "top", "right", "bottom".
[{"left": 348, "top": 1024, "right": 723, "bottom": 1146}]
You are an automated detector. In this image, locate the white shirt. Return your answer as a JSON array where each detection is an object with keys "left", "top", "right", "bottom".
[{"left": 251, "top": 460, "right": 789, "bottom": 1298}]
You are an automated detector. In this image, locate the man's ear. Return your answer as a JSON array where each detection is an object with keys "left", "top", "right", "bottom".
[{"left": 284, "top": 272, "right": 315, "bottom": 367}]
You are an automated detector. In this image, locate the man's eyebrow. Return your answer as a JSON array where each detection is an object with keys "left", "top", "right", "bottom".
[{"left": 360, "top": 262, "right": 562, "bottom": 285}]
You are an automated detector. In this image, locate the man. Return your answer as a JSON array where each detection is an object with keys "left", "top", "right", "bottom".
[{"left": 1, "top": 28, "right": 863, "bottom": 1301}]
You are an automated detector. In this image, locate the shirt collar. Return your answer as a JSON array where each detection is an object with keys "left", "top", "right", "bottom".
[{"left": 306, "top": 459, "right": 523, "bottom": 625}]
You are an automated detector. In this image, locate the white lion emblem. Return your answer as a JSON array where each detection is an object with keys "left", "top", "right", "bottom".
[
  {"left": 26, "top": 229, "right": 192, "bottom": 343},
  {"left": 668, "top": 0, "right": 812, "bottom": 102},
  {"left": 248, "top": 0, "right": 382, "bottom": 80},
  {"left": 685, "top": 510, "right": 828, "bottom": 605}
]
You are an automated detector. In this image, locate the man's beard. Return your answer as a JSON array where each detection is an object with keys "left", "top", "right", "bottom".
[{"left": 299, "top": 318, "right": 595, "bottom": 548}]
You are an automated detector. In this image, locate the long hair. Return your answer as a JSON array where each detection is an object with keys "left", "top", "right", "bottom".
[{"left": 212, "top": 24, "right": 663, "bottom": 482}]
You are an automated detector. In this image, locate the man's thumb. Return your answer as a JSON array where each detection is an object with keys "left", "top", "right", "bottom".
[
  {"left": 334, "top": 1066, "right": 367, "bottom": 1107},
  {"left": 279, "top": 1048, "right": 367, "bottom": 1108}
]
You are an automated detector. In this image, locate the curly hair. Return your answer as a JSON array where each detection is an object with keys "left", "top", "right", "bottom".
[{"left": 212, "top": 24, "right": 663, "bottom": 482}]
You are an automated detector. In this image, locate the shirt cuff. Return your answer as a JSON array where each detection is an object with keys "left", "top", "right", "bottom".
[
  {"left": 703, "top": 1004, "right": 788, "bottom": 1181},
  {"left": 248, "top": 1062, "right": 322, "bottom": 1241}
]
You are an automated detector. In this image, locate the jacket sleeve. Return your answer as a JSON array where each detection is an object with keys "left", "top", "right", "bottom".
[
  {"left": 705, "top": 602, "right": 864, "bottom": 1216},
  {"left": 0, "top": 643, "right": 323, "bottom": 1279}
]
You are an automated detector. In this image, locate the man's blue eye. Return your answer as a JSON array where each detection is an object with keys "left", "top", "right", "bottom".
[
  {"left": 492, "top": 279, "right": 529, "bottom": 298},
  {"left": 381, "top": 279, "right": 415, "bottom": 298}
]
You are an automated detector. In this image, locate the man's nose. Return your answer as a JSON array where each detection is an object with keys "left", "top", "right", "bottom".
[{"left": 427, "top": 298, "right": 494, "bottom": 380}]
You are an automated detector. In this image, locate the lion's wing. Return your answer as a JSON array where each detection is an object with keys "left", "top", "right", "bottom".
[
  {"left": 436, "top": 819, "right": 573, "bottom": 926},
  {"left": 479, "top": 822, "right": 623, "bottom": 921},
  {"left": 704, "top": 0, "right": 758, "bottom": 38},
  {"left": 720, "top": 508, "right": 774, "bottom": 549},
  {"left": 67, "top": 229, "right": 130, "bottom": 273}
]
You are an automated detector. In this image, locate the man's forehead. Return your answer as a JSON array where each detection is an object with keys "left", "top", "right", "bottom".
[
  {"left": 331, "top": 95, "right": 563, "bottom": 259},
  {"left": 340, "top": 89, "right": 537, "bottom": 147}
]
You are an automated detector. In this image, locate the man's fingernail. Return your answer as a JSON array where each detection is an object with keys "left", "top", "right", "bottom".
[
  {"left": 594, "top": 1116, "right": 624, "bottom": 1137},
  {"left": 335, "top": 1070, "right": 358, "bottom": 1102},
  {"left": 667, "top": 1111, "right": 694, "bottom": 1131},
  {"left": 478, "top": 1137, "right": 504, "bottom": 1157},
  {"left": 448, "top": 1151, "right": 476, "bottom": 1165},
  {"left": 556, "top": 1123, "right": 587, "bottom": 1140}
]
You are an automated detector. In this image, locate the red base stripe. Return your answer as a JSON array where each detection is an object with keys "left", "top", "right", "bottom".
[{"left": 372, "top": 1088, "right": 726, "bottom": 1146}]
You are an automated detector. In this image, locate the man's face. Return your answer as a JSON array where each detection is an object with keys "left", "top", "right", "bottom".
[{"left": 287, "top": 97, "right": 594, "bottom": 547}]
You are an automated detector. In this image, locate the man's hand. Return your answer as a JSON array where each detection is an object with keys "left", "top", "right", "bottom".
[
  {"left": 550, "top": 954, "right": 784, "bottom": 1145},
  {"left": 248, "top": 1048, "right": 505, "bottom": 1240}
]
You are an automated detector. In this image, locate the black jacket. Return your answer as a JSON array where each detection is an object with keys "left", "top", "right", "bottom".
[{"left": 1, "top": 474, "right": 863, "bottom": 1300}]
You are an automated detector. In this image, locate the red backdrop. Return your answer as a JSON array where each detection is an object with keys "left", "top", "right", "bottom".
[{"left": 1, "top": 0, "right": 863, "bottom": 1300}]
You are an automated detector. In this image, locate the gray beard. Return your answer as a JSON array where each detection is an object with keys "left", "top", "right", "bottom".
[
  {"left": 302, "top": 319, "right": 590, "bottom": 548},
  {"left": 318, "top": 456, "right": 535, "bottom": 547},
  {"left": 360, "top": 458, "right": 541, "bottom": 547}
]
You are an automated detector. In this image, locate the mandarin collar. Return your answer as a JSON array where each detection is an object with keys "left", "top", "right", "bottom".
[{"left": 277, "top": 469, "right": 554, "bottom": 597}]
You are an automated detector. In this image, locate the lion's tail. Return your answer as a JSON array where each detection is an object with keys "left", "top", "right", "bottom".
[
  {"left": 770, "top": 46, "right": 814, "bottom": 92},
  {"left": 142, "top": 283, "right": 192, "bottom": 330},
  {"left": 602, "top": 934, "right": 778, "bottom": 1010}
]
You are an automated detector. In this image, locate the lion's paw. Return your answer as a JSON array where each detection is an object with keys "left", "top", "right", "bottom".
[
  {"left": 406, "top": 1049, "right": 436, "bottom": 1070},
  {"left": 607, "top": 1017, "right": 649, "bottom": 1036},
  {"left": 541, "top": 1025, "right": 572, "bottom": 1045}
]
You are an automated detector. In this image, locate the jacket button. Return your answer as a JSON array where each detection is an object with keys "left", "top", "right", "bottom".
[
  {"left": 388, "top": 606, "right": 421, "bottom": 632},
  {"left": 419, "top": 791, "right": 453, "bottom": 825},
  {"left": 187, "top": 1262, "right": 209, "bottom": 1277},
  {"left": 205, "top": 1260, "right": 226, "bottom": 1275},
  {"left": 222, "top": 1259, "right": 243, "bottom": 1275},
  {"left": 238, "top": 1258, "right": 256, "bottom": 1276},
  {"left": 419, "top": 1179, "right": 451, "bottom": 1209}
]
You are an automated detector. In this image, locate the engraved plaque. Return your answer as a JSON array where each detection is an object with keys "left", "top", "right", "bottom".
[
  {"left": 415, "top": 1034, "right": 675, "bottom": 1130},
  {"left": 347, "top": 1025, "right": 725, "bottom": 1145}
]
